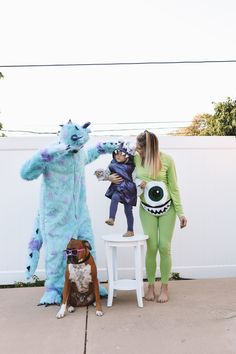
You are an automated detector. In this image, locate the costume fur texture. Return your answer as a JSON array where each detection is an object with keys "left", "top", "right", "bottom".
[{"left": 21, "top": 120, "right": 117, "bottom": 305}]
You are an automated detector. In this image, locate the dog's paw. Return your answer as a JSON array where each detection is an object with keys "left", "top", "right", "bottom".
[
  {"left": 56, "top": 310, "right": 65, "bottom": 319},
  {"left": 68, "top": 306, "right": 75, "bottom": 313},
  {"left": 56, "top": 304, "right": 66, "bottom": 319},
  {"left": 96, "top": 310, "right": 104, "bottom": 317}
]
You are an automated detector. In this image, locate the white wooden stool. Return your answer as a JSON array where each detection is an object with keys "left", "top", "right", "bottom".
[{"left": 102, "top": 234, "right": 148, "bottom": 308}]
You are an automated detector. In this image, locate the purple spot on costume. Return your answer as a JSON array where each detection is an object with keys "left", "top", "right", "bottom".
[{"left": 29, "top": 238, "right": 43, "bottom": 251}]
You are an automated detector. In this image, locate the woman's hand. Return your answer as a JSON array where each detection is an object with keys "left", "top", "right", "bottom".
[
  {"left": 179, "top": 216, "right": 187, "bottom": 229},
  {"left": 108, "top": 173, "right": 123, "bottom": 184}
]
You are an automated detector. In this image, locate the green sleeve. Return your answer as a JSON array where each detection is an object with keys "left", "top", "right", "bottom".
[{"left": 167, "top": 156, "right": 184, "bottom": 217}]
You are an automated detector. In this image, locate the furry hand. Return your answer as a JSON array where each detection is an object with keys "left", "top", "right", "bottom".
[
  {"left": 41, "top": 144, "right": 69, "bottom": 162},
  {"left": 96, "top": 141, "right": 120, "bottom": 154}
]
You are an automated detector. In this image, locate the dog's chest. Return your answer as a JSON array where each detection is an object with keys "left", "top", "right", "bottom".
[{"left": 68, "top": 263, "right": 92, "bottom": 292}]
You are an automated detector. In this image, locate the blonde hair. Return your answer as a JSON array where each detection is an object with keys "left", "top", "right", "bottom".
[{"left": 136, "top": 130, "right": 162, "bottom": 179}]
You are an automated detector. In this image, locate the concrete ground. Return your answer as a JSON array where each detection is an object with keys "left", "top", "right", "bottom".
[{"left": 0, "top": 278, "right": 236, "bottom": 354}]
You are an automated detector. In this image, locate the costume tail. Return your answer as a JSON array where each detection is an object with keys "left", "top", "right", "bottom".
[{"left": 26, "top": 214, "right": 43, "bottom": 280}]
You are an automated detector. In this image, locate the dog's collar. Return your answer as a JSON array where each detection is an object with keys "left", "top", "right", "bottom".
[{"left": 77, "top": 252, "right": 91, "bottom": 264}]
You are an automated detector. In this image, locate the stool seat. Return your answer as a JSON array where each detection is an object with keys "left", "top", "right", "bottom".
[
  {"left": 102, "top": 234, "right": 148, "bottom": 243},
  {"left": 102, "top": 233, "right": 148, "bottom": 308}
]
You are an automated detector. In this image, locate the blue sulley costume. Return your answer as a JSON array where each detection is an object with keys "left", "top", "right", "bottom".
[{"left": 21, "top": 120, "right": 118, "bottom": 305}]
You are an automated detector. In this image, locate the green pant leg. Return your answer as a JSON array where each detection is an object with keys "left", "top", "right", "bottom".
[
  {"left": 139, "top": 204, "right": 159, "bottom": 284},
  {"left": 158, "top": 205, "right": 176, "bottom": 284}
]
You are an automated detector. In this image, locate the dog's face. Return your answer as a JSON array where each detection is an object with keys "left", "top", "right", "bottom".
[{"left": 65, "top": 239, "right": 91, "bottom": 265}]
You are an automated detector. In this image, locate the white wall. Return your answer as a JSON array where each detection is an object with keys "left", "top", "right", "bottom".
[{"left": 0, "top": 135, "right": 235, "bottom": 284}]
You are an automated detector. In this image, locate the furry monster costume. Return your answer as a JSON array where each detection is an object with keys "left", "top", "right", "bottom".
[{"left": 21, "top": 120, "right": 117, "bottom": 305}]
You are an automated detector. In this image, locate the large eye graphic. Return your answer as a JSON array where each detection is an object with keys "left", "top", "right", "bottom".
[{"left": 144, "top": 181, "right": 168, "bottom": 207}]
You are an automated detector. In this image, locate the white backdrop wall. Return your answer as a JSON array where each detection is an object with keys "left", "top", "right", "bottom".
[{"left": 0, "top": 136, "right": 235, "bottom": 284}]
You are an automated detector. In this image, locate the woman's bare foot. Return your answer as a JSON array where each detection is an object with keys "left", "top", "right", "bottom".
[
  {"left": 123, "top": 231, "right": 134, "bottom": 237},
  {"left": 144, "top": 284, "right": 155, "bottom": 301},
  {"left": 157, "top": 284, "right": 169, "bottom": 303},
  {"left": 105, "top": 218, "right": 114, "bottom": 226}
]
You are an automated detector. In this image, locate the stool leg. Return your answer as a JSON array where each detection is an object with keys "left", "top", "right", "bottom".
[
  {"left": 112, "top": 247, "right": 118, "bottom": 298},
  {"left": 135, "top": 243, "right": 143, "bottom": 308},
  {"left": 141, "top": 244, "right": 145, "bottom": 298},
  {"left": 106, "top": 243, "right": 114, "bottom": 307}
]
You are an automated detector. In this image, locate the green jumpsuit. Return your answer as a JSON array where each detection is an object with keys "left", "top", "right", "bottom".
[{"left": 134, "top": 152, "right": 184, "bottom": 284}]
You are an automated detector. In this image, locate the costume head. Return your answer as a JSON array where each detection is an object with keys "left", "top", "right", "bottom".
[
  {"left": 59, "top": 120, "right": 91, "bottom": 152},
  {"left": 113, "top": 141, "right": 136, "bottom": 159}
]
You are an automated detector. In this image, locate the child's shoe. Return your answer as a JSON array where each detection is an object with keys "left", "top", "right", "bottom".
[{"left": 123, "top": 231, "right": 134, "bottom": 237}]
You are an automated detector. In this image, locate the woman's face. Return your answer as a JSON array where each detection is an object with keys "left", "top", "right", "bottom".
[{"left": 136, "top": 142, "right": 145, "bottom": 157}]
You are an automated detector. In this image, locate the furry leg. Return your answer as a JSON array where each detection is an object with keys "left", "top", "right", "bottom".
[{"left": 38, "top": 247, "right": 67, "bottom": 305}]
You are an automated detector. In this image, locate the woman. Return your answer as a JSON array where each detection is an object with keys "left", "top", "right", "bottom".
[{"left": 109, "top": 130, "right": 187, "bottom": 303}]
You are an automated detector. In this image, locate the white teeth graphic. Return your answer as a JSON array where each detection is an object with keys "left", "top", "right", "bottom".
[{"left": 142, "top": 200, "right": 171, "bottom": 215}]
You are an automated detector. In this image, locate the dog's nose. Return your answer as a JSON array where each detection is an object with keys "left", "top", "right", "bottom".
[{"left": 67, "top": 256, "right": 78, "bottom": 264}]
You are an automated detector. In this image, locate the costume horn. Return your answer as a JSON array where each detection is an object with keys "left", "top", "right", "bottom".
[{"left": 82, "top": 122, "right": 91, "bottom": 129}]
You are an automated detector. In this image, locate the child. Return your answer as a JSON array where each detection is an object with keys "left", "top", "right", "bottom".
[{"left": 95, "top": 142, "right": 137, "bottom": 237}]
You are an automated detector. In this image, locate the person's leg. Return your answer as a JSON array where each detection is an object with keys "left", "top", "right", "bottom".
[
  {"left": 139, "top": 204, "right": 159, "bottom": 300},
  {"left": 123, "top": 204, "right": 134, "bottom": 236},
  {"left": 106, "top": 192, "right": 120, "bottom": 225},
  {"left": 157, "top": 205, "right": 176, "bottom": 303}
]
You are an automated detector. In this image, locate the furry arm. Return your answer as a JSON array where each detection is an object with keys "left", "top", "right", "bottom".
[
  {"left": 20, "top": 144, "right": 68, "bottom": 180},
  {"left": 85, "top": 142, "right": 119, "bottom": 165}
]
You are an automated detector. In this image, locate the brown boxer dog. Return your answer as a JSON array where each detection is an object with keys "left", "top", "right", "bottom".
[{"left": 56, "top": 239, "right": 103, "bottom": 318}]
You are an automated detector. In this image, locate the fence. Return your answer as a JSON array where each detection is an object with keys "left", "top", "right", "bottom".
[{"left": 0, "top": 135, "right": 235, "bottom": 284}]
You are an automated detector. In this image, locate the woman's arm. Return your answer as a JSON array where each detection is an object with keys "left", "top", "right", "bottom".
[
  {"left": 132, "top": 169, "right": 146, "bottom": 196},
  {"left": 167, "top": 156, "right": 187, "bottom": 228},
  {"left": 107, "top": 173, "right": 123, "bottom": 184}
]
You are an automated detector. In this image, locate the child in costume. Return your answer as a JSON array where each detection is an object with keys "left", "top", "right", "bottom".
[
  {"left": 21, "top": 120, "right": 119, "bottom": 305},
  {"left": 95, "top": 142, "right": 137, "bottom": 237}
]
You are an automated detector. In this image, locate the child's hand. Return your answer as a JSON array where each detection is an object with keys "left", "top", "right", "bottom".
[
  {"left": 41, "top": 144, "right": 68, "bottom": 162},
  {"left": 139, "top": 180, "right": 147, "bottom": 189},
  {"left": 95, "top": 170, "right": 103, "bottom": 178}
]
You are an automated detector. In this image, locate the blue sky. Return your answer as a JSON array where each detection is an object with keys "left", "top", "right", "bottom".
[{"left": 0, "top": 0, "right": 236, "bottom": 135}]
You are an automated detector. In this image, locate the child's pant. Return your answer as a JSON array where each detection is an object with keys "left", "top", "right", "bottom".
[
  {"left": 139, "top": 204, "right": 176, "bottom": 284},
  {"left": 109, "top": 191, "right": 134, "bottom": 231}
]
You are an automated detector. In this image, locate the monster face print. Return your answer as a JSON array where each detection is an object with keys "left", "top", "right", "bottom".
[{"left": 141, "top": 181, "right": 171, "bottom": 216}]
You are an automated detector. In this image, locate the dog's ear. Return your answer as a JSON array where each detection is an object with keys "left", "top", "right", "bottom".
[{"left": 83, "top": 241, "right": 92, "bottom": 250}]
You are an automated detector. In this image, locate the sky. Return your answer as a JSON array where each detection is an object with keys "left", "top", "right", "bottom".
[{"left": 0, "top": 0, "right": 236, "bottom": 135}]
